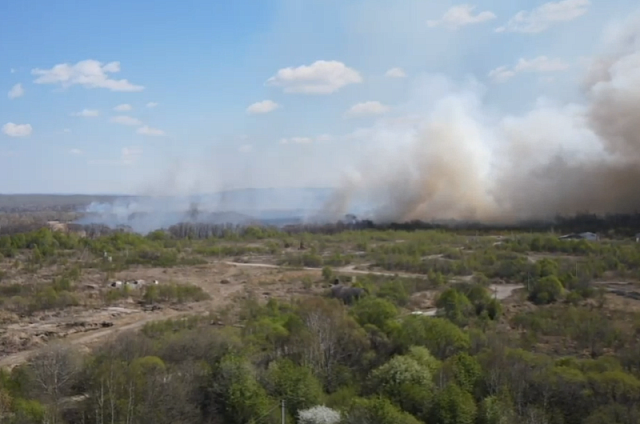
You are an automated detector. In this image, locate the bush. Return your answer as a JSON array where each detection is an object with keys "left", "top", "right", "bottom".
[
  {"left": 529, "top": 275, "right": 564, "bottom": 305},
  {"left": 142, "top": 283, "right": 210, "bottom": 304}
]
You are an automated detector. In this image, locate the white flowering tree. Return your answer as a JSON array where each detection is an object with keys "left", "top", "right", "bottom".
[{"left": 297, "top": 405, "right": 341, "bottom": 424}]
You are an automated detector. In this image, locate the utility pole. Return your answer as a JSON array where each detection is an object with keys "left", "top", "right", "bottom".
[{"left": 281, "top": 399, "right": 286, "bottom": 424}]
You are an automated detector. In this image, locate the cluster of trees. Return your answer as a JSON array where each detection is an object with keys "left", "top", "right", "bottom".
[{"left": 1, "top": 290, "right": 639, "bottom": 424}]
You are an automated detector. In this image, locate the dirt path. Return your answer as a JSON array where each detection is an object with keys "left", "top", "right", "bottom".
[
  {"left": 224, "top": 261, "right": 524, "bottom": 298},
  {"left": 0, "top": 306, "right": 203, "bottom": 370},
  {"left": 224, "top": 261, "right": 428, "bottom": 279}
]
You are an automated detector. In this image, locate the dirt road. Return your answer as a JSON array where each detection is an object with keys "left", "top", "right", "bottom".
[
  {"left": 224, "top": 261, "right": 524, "bottom": 300},
  {"left": 224, "top": 261, "right": 428, "bottom": 279},
  {"left": 224, "top": 262, "right": 525, "bottom": 297},
  {"left": 0, "top": 307, "right": 198, "bottom": 370}
]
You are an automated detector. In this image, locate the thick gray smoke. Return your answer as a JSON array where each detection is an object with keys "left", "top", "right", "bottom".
[{"left": 320, "top": 14, "right": 640, "bottom": 224}]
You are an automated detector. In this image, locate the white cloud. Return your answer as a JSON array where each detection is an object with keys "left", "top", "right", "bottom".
[
  {"left": 266, "top": 60, "right": 363, "bottom": 94},
  {"left": 69, "top": 148, "right": 82, "bottom": 155},
  {"left": 10, "top": 68, "right": 16, "bottom": 74},
  {"left": 63, "top": 128, "right": 72, "bottom": 133},
  {"left": 488, "top": 66, "right": 517, "bottom": 83},
  {"left": 137, "top": 125, "right": 165, "bottom": 136},
  {"left": 110, "top": 115, "right": 143, "bottom": 126},
  {"left": 8, "top": 83, "right": 24, "bottom": 99},
  {"left": 71, "top": 109, "right": 99, "bottom": 117},
  {"left": 146, "top": 102, "right": 158, "bottom": 108},
  {"left": 316, "top": 134, "right": 334, "bottom": 142},
  {"left": 31, "top": 59, "right": 144, "bottom": 92},
  {"left": 238, "top": 144, "right": 253, "bottom": 153},
  {"left": 514, "top": 56, "right": 570, "bottom": 72},
  {"left": 114, "top": 103, "right": 132, "bottom": 112},
  {"left": 88, "top": 146, "right": 142, "bottom": 166},
  {"left": 385, "top": 67, "right": 406, "bottom": 78},
  {"left": 496, "top": 0, "right": 590, "bottom": 33},
  {"left": 427, "top": 4, "right": 497, "bottom": 29},
  {"left": 489, "top": 56, "right": 570, "bottom": 82},
  {"left": 345, "top": 101, "right": 391, "bottom": 118},
  {"left": 279, "top": 137, "right": 313, "bottom": 144},
  {"left": 246, "top": 100, "right": 280, "bottom": 114},
  {"left": 2, "top": 122, "right": 32, "bottom": 137}
]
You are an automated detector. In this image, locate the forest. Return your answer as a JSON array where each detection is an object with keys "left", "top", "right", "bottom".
[{"left": 0, "top": 221, "right": 640, "bottom": 424}]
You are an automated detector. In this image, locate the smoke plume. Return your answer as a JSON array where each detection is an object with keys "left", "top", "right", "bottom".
[{"left": 320, "top": 13, "right": 640, "bottom": 224}]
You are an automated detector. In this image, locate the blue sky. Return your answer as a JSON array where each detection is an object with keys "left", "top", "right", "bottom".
[{"left": 1, "top": 0, "right": 638, "bottom": 194}]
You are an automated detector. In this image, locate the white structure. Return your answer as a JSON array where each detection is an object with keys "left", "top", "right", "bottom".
[{"left": 559, "top": 232, "right": 598, "bottom": 241}]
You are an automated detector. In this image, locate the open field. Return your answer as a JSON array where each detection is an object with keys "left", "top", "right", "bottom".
[{"left": 2, "top": 221, "right": 640, "bottom": 423}]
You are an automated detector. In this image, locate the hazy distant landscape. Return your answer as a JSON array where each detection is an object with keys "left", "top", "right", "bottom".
[{"left": 0, "top": 188, "right": 341, "bottom": 231}]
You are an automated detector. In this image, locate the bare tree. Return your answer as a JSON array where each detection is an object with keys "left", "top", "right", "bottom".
[{"left": 28, "top": 342, "right": 82, "bottom": 424}]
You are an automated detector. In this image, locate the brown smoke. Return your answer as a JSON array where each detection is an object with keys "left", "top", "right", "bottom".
[{"left": 321, "top": 14, "right": 640, "bottom": 224}]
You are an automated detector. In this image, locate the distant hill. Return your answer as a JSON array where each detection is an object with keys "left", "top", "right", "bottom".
[{"left": 0, "top": 188, "right": 333, "bottom": 213}]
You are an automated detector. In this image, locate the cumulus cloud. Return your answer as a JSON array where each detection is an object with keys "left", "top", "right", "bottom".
[
  {"left": 88, "top": 146, "right": 143, "bottom": 166},
  {"left": 496, "top": 0, "right": 590, "bottom": 33},
  {"left": 427, "top": 4, "right": 497, "bottom": 29},
  {"left": 280, "top": 137, "right": 313, "bottom": 144},
  {"left": 2, "top": 122, "right": 32, "bottom": 137},
  {"left": 10, "top": 68, "right": 16, "bottom": 73},
  {"left": 31, "top": 60, "right": 144, "bottom": 92},
  {"left": 345, "top": 101, "right": 391, "bottom": 118},
  {"left": 69, "top": 148, "right": 83, "bottom": 155},
  {"left": 238, "top": 144, "right": 253, "bottom": 153},
  {"left": 137, "top": 125, "right": 165, "bottom": 136},
  {"left": 146, "top": 102, "right": 158, "bottom": 108},
  {"left": 110, "top": 115, "right": 143, "bottom": 126},
  {"left": 385, "top": 67, "right": 406, "bottom": 78},
  {"left": 8, "top": 83, "right": 24, "bottom": 99},
  {"left": 246, "top": 100, "right": 279, "bottom": 114},
  {"left": 266, "top": 60, "right": 363, "bottom": 94},
  {"left": 71, "top": 109, "right": 99, "bottom": 117},
  {"left": 63, "top": 128, "right": 72, "bottom": 133},
  {"left": 114, "top": 104, "right": 132, "bottom": 112},
  {"left": 489, "top": 56, "right": 570, "bottom": 82}
]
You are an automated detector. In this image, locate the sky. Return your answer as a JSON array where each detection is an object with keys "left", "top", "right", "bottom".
[{"left": 1, "top": 0, "right": 638, "bottom": 195}]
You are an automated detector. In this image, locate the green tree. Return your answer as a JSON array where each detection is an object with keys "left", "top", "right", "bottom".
[
  {"left": 391, "top": 316, "right": 470, "bottom": 359},
  {"left": 350, "top": 297, "right": 398, "bottom": 330},
  {"left": 430, "top": 383, "right": 477, "bottom": 424},
  {"left": 265, "top": 359, "right": 324, "bottom": 418},
  {"left": 367, "top": 355, "right": 434, "bottom": 416},
  {"left": 436, "top": 288, "right": 473, "bottom": 325},
  {"left": 207, "top": 354, "right": 273, "bottom": 424},
  {"left": 529, "top": 275, "right": 564, "bottom": 304},
  {"left": 344, "top": 397, "right": 422, "bottom": 424},
  {"left": 477, "top": 395, "right": 516, "bottom": 424},
  {"left": 448, "top": 353, "right": 482, "bottom": 394}
]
